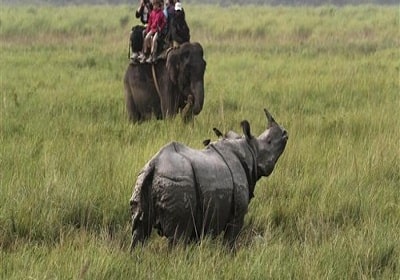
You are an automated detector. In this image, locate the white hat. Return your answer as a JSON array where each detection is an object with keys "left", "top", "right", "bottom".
[{"left": 175, "top": 2, "right": 182, "bottom": 11}]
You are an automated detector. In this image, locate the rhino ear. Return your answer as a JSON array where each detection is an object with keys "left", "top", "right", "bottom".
[
  {"left": 166, "top": 51, "right": 179, "bottom": 84},
  {"left": 240, "top": 120, "right": 252, "bottom": 141}
]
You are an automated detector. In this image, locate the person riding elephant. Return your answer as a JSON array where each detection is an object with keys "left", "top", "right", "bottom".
[
  {"left": 163, "top": 0, "right": 176, "bottom": 47},
  {"left": 124, "top": 42, "right": 206, "bottom": 123},
  {"left": 136, "top": 0, "right": 152, "bottom": 25},
  {"left": 130, "top": 0, "right": 153, "bottom": 60},
  {"left": 138, "top": 0, "right": 167, "bottom": 63},
  {"left": 170, "top": 2, "right": 190, "bottom": 47}
]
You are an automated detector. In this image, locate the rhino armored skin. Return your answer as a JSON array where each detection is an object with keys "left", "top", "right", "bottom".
[{"left": 129, "top": 109, "right": 288, "bottom": 249}]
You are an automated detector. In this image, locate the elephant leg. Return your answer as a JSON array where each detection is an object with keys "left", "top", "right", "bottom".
[
  {"left": 124, "top": 89, "right": 140, "bottom": 122},
  {"left": 154, "top": 108, "right": 163, "bottom": 120},
  {"left": 160, "top": 98, "right": 173, "bottom": 119}
]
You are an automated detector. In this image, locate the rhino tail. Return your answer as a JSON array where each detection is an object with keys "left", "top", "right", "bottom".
[{"left": 130, "top": 160, "right": 155, "bottom": 251}]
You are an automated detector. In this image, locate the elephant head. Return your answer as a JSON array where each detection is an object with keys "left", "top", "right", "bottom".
[{"left": 166, "top": 42, "right": 206, "bottom": 119}]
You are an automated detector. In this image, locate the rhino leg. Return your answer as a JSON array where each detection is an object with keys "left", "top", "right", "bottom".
[
  {"left": 130, "top": 226, "right": 145, "bottom": 251},
  {"left": 130, "top": 224, "right": 152, "bottom": 251},
  {"left": 129, "top": 161, "right": 156, "bottom": 252},
  {"left": 166, "top": 219, "right": 195, "bottom": 247},
  {"left": 130, "top": 206, "right": 153, "bottom": 251},
  {"left": 223, "top": 216, "right": 244, "bottom": 250},
  {"left": 159, "top": 204, "right": 196, "bottom": 246},
  {"left": 155, "top": 184, "right": 197, "bottom": 246},
  {"left": 223, "top": 184, "right": 249, "bottom": 250},
  {"left": 129, "top": 184, "right": 154, "bottom": 251}
]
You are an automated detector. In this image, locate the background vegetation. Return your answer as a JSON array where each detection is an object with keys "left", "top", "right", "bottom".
[
  {"left": 0, "top": 0, "right": 398, "bottom": 6},
  {"left": 1, "top": 4, "right": 399, "bottom": 279}
]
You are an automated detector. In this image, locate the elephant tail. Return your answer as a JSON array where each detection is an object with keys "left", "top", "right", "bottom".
[{"left": 129, "top": 160, "right": 155, "bottom": 251}]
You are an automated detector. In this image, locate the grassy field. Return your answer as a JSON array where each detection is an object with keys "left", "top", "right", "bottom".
[{"left": 1, "top": 4, "right": 399, "bottom": 279}]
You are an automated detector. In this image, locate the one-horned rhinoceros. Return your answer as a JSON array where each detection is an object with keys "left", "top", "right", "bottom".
[{"left": 129, "top": 109, "right": 288, "bottom": 250}]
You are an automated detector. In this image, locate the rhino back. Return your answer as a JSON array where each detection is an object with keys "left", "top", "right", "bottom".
[
  {"left": 151, "top": 142, "right": 251, "bottom": 237},
  {"left": 174, "top": 143, "right": 250, "bottom": 235},
  {"left": 152, "top": 143, "right": 198, "bottom": 211}
]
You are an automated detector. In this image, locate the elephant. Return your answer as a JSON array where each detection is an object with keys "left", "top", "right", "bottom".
[
  {"left": 129, "top": 109, "right": 288, "bottom": 250},
  {"left": 123, "top": 42, "right": 206, "bottom": 123}
]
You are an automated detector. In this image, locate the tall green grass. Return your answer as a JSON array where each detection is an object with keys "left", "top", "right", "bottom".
[{"left": 1, "top": 4, "right": 399, "bottom": 279}]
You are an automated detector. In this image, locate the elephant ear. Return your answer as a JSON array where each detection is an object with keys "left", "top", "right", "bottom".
[
  {"left": 180, "top": 49, "right": 191, "bottom": 71},
  {"left": 166, "top": 51, "right": 180, "bottom": 84},
  {"left": 166, "top": 47, "right": 191, "bottom": 86}
]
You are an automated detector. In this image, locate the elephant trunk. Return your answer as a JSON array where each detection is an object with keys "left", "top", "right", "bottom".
[{"left": 191, "top": 81, "right": 204, "bottom": 115}]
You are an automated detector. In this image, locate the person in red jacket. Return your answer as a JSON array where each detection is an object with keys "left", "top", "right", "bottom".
[{"left": 139, "top": 0, "right": 167, "bottom": 63}]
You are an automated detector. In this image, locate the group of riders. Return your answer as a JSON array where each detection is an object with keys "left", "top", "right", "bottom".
[{"left": 129, "top": 0, "right": 191, "bottom": 63}]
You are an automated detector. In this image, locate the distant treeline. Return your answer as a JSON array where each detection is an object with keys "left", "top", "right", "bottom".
[{"left": 1, "top": 0, "right": 398, "bottom": 5}]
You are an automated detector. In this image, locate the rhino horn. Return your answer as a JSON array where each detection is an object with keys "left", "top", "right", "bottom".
[
  {"left": 240, "top": 120, "right": 252, "bottom": 140},
  {"left": 264, "top": 108, "right": 276, "bottom": 128}
]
